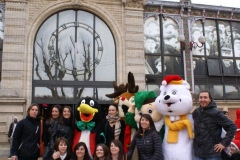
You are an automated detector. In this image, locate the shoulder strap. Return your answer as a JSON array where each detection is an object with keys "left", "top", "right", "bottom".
[{"left": 40, "top": 120, "right": 43, "bottom": 142}]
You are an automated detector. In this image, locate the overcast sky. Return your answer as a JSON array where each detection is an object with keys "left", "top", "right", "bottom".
[{"left": 162, "top": 0, "right": 240, "bottom": 8}]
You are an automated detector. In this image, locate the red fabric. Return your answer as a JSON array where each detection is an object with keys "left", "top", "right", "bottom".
[
  {"left": 232, "top": 140, "right": 240, "bottom": 149},
  {"left": 235, "top": 109, "right": 240, "bottom": 140},
  {"left": 162, "top": 75, "right": 182, "bottom": 84},
  {"left": 72, "top": 129, "right": 96, "bottom": 157},
  {"left": 123, "top": 125, "right": 131, "bottom": 154}
]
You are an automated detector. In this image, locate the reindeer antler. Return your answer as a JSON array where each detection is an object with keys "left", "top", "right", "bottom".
[
  {"left": 127, "top": 72, "right": 139, "bottom": 93},
  {"left": 105, "top": 81, "right": 127, "bottom": 98}
]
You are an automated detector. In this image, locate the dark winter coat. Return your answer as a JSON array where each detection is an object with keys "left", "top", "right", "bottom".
[
  {"left": 8, "top": 122, "right": 14, "bottom": 138},
  {"left": 43, "top": 118, "right": 58, "bottom": 146},
  {"left": 49, "top": 119, "right": 74, "bottom": 150},
  {"left": 11, "top": 116, "right": 40, "bottom": 158},
  {"left": 192, "top": 100, "right": 237, "bottom": 158},
  {"left": 127, "top": 129, "right": 163, "bottom": 160}
]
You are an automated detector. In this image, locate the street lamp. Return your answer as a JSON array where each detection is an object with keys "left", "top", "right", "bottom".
[{"left": 177, "top": 34, "right": 206, "bottom": 50}]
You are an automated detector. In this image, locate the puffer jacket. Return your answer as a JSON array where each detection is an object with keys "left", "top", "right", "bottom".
[
  {"left": 49, "top": 119, "right": 74, "bottom": 150},
  {"left": 11, "top": 116, "right": 40, "bottom": 158},
  {"left": 43, "top": 118, "right": 58, "bottom": 146},
  {"left": 127, "top": 129, "right": 163, "bottom": 160},
  {"left": 193, "top": 100, "right": 236, "bottom": 158}
]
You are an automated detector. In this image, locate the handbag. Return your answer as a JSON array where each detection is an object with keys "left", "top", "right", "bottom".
[{"left": 39, "top": 120, "right": 45, "bottom": 157}]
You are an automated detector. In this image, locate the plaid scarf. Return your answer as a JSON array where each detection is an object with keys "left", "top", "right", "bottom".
[{"left": 106, "top": 115, "right": 121, "bottom": 140}]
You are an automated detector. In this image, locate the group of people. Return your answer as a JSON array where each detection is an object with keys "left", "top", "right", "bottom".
[{"left": 7, "top": 90, "right": 240, "bottom": 160}]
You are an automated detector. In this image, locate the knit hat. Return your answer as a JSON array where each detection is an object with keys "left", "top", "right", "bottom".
[
  {"left": 231, "top": 140, "right": 240, "bottom": 150},
  {"left": 135, "top": 91, "right": 157, "bottom": 110}
]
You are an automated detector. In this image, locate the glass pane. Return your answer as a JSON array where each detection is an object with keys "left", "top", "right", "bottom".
[
  {"left": 222, "top": 59, "right": 235, "bottom": 75},
  {"left": 235, "top": 59, "right": 240, "bottom": 75},
  {"left": 95, "top": 17, "right": 115, "bottom": 81},
  {"left": 163, "top": 18, "right": 180, "bottom": 55},
  {"left": 76, "top": 88, "right": 93, "bottom": 98},
  {"left": 56, "top": 87, "right": 74, "bottom": 100},
  {"left": 207, "top": 58, "right": 221, "bottom": 75},
  {"left": 232, "top": 22, "right": 240, "bottom": 57},
  {"left": 144, "top": 16, "right": 160, "bottom": 54},
  {"left": 97, "top": 88, "right": 114, "bottom": 100},
  {"left": 164, "top": 56, "right": 182, "bottom": 75},
  {"left": 145, "top": 84, "right": 160, "bottom": 95},
  {"left": 193, "top": 57, "right": 206, "bottom": 75},
  {"left": 145, "top": 55, "right": 165, "bottom": 75},
  {"left": 191, "top": 21, "right": 204, "bottom": 56},
  {"left": 34, "top": 87, "right": 54, "bottom": 100},
  {"left": 218, "top": 21, "right": 233, "bottom": 57},
  {"left": 209, "top": 85, "right": 223, "bottom": 99},
  {"left": 194, "top": 85, "right": 206, "bottom": 100},
  {"left": 57, "top": 10, "right": 76, "bottom": 81},
  {"left": 34, "top": 15, "right": 57, "bottom": 80},
  {"left": 225, "top": 85, "right": 238, "bottom": 99},
  {"left": 204, "top": 20, "right": 217, "bottom": 56}
]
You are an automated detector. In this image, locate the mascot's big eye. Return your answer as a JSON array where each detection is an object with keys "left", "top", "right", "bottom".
[
  {"left": 131, "top": 97, "right": 135, "bottom": 103},
  {"left": 163, "top": 91, "right": 167, "bottom": 95},
  {"left": 148, "top": 108, "right": 153, "bottom": 114},
  {"left": 139, "top": 111, "right": 142, "bottom": 116},
  {"left": 172, "top": 90, "right": 177, "bottom": 95},
  {"left": 81, "top": 99, "right": 86, "bottom": 104},
  {"left": 89, "top": 100, "right": 94, "bottom": 106}
]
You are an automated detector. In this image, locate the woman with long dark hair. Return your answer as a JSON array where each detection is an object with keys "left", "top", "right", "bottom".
[
  {"left": 107, "top": 140, "right": 125, "bottom": 160},
  {"left": 127, "top": 114, "right": 163, "bottom": 160},
  {"left": 72, "top": 142, "right": 92, "bottom": 160},
  {"left": 98, "top": 104, "right": 125, "bottom": 147},
  {"left": 50, "top": 106, "right": 74, "bottom": 152},
  {"left": 94, "top": 143, "right": 109, "bottom": 160},
  {"left": 43, "top": 105, "right": 62, "bottom": 159}
]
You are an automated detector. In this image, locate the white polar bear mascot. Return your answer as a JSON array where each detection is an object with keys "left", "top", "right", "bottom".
[{"left": 155, "top": 75, "right": 194, "bottom": 160}]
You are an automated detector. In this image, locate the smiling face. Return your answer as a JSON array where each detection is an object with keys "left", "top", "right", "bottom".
[
  {"left": 75, "top": 145, "right": 85, "bottom": 158},
  {"left": 110, "top": 142, "right": 120, "bottom": 156},
  {"left": 140, "top": 116, "right": 150, "bottom": 130},
  {"left": 95, "top": 146, "right": 104, "bottom": 158},
  {"left": 198, "top": 92, "right": 211, "bottom": 108},
  {"left": 52, "top": 107, "right": 60, "bottom": 119},
  {"left": 108, "top": 105, "right": 118, "bottom": 117},
  {"left": 63, "top": 107, "right": 71, "bottom": 119},
  {"left": 58, "top": 141, "right": 67, "bottom": 155}
]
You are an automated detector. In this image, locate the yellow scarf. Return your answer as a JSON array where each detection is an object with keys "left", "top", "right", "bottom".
[{"left": 165, "top": 115, "right": 193, "bottom": 143}]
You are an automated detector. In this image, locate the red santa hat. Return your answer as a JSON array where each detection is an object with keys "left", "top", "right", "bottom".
[
  {"left": 162, "top": 75, "right": 183, "bottom": 86},
  {"left": 231, "top": 140, "right": 240, "bottom": 150}
]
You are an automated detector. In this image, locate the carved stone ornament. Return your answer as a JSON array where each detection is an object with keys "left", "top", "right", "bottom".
[
  {"left": 124, "top": 0, "right": 146, "bottom": 9},
  {"left": 71, "top": 0, "right": 83, "bottom": 7}
]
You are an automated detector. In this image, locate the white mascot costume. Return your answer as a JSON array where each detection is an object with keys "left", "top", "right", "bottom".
[{"left": 155, "top": 75, "right": 194, "bottom": 160}]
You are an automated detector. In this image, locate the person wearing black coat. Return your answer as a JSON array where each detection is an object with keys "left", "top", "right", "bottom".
[
  {"left": 127, "top": 114, "right": 163, "bottom": 160},
  {"left": 11, "top": 103, "right": 40, "bottom": 160},
  {"left": 50, "top": 106, "right": 74, "bottom": 152},
  {"left": 193, "top": 91, "right": 237, "bottom": 159},
  {"left": 51, "top": 137, "right": 71, "bottom": 160},
  {"left": 42, "top": 105, "right": 62, "bottom": 160}
]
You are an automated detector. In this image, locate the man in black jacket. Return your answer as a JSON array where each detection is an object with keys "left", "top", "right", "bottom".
[{"left": 193, "top": 91, "right": 236, "bottom": 160}]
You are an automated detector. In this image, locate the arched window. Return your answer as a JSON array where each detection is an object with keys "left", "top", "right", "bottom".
[{"left": 33, "top": 10, "right": 116, "bottom": 104}]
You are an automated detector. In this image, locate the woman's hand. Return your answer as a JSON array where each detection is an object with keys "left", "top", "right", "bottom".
[{"left": 52, "top": 151, "right": 60, "bottom": 160}]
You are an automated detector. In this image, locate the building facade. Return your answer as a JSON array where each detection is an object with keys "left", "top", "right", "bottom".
[{"left": 0, "top": 0, "right": 239, "bottom": 147}]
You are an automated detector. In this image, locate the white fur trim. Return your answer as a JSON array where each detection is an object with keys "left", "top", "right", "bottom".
[
  {"left": 231, "top": 142, "right": 239, "bottom": 150},
  {"left": 162, "top": 80, "right": 167, "bottom": 86}
]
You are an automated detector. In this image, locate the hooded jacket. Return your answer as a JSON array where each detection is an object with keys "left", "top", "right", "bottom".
[
  {"left": 11, "top": 116, "right": 40, "bottom": 158},
  {"left": 193, "top": 100, "right": 236, "bottom": 158}
]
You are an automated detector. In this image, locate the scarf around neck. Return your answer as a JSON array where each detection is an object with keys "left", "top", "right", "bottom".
[
  {"left": 165, "top": 115, "right": 193, "bottom": 143},
  {"left": 106, "top": 115, "right": 121, "bottom": 140}
]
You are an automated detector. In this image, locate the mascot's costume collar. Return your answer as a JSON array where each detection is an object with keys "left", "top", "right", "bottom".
[
  {"left": 155, "top": 75, "right": 194, "bottom": 160},
  {"left": 72, "top": 97, "right": 102, "bottom": 158}
]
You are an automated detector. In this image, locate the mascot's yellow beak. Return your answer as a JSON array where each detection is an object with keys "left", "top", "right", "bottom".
[{"left": 77, "top": 104, "right": 98, "bottom": 122}]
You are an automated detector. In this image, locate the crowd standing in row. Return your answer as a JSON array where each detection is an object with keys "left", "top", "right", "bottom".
[{"left": 8, "top": 91, "right": 240, "bottom": 160}]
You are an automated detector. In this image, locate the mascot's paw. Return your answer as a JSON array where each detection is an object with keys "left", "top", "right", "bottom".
[{"left": 99, "top": 132, "right": 106, "bottom": 144}]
